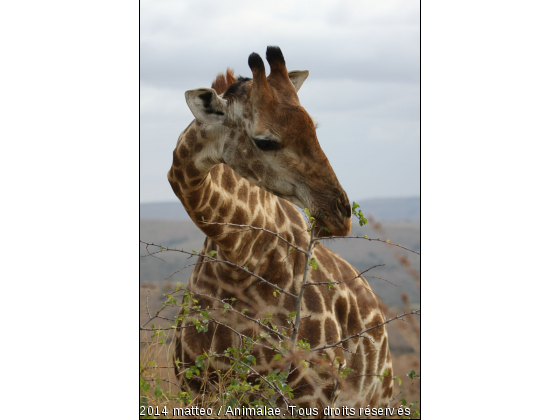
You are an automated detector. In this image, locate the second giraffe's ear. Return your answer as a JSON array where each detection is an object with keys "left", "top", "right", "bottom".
[
  {"left": 185, "top": 88, "right": 228, "bottom": 125},
  {"left": 288, "top": 70, "right": 309, "bottom": 93}
]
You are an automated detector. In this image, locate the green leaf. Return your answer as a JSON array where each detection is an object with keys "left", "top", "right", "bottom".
[
  {"left": 273, "top": 354, "right": 282, "bottom": 361},
  {"left": 351, "top": 203, "right": 367, "bottom": 226},
  {"left": 209, "top": 250, "right": 217, "bottom": 257},
  {"left": 140, "top": 378, "right": 150, "bottom": 393},
  {"left": 309, "top": 258, "right": 318, "bottom": 270},
  {"left": 303, "top": 207, "right": 315, "bottom": 225},
  {"left": 288, "top": 311, "right": 296, "bottom": 318},
  {"left": 358, "top": 211, "right": 367, "bottom": 226}
]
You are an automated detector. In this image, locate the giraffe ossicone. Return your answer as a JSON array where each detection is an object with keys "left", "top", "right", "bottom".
[{"left": 168, "top": 46, "right": 393, "bottom": 411}]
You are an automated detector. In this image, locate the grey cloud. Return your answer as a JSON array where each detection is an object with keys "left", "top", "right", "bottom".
[{"left": 140, "top": 0, "right": 419, "bottom": 203}]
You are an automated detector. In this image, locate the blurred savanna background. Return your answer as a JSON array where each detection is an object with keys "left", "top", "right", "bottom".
[{"left": 141, "top": 0, "right": 419, "bottom": 416}]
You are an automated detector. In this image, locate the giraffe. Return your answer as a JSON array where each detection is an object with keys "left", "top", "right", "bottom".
[{"left": 167, "top": 46, "right": 393, "bottom": 412}]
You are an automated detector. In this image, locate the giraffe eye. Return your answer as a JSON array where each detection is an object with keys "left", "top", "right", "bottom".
[{"left": 253, "top": 138, "right": 280, "bottom": 151}]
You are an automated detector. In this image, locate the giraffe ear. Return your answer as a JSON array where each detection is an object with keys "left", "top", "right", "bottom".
[
  {"left": 185, "top": 88, "right": 228, "bottom": 125},
  {"left": 288, "top": 70, "right": 309, "bottom": 93}
]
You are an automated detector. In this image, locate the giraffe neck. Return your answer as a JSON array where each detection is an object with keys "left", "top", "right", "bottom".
[{"left": 168, "top": 119, "right": 309, "bottom": 275}]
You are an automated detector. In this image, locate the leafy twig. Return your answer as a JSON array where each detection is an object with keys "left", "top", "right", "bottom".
[
  {"left": 314, "top": 236, "right": 419, "bottom": 256},
  {"left": 140, "top": 241, "right": 297, "bottom": 298}
]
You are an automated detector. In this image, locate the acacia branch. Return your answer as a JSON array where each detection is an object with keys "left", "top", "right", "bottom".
[
  {"left": 289, "top": 228, "right": 315, "bottom": 348},
  {"left": 145, "top": 291, "right": 152, "bottom": 319},
  {"left": 187, "top": 306, "right": 276, "bottom": 351},
  {"left": 161, "top": 260, "right": 213, "bottom": 282},
  {"left": 141, "top": 292, "right": 173, "bottom": 329},
  {"left": 310, "top": 309, "right": 420, "bottom": 352},
  {"left": 141, "top": 242, "right": 167, "bottom": 262},
  {"left": 141, "top": 309, "right": 286, "bottom": 348},
  {"left": 388, "top": 384, "right": 413, "bottom": 408},
  {"left": 325, "top": 362, "right": 343, "bottom": 418},
  {"left": 183, "top": 290, "right": 292, "bottom": 341},
  {"left": 201, "top": 221, "right": 309, "bottom": 256},
  {"left": 140, "top": 241, "right": 297, "bottom": 298},
  {"left": 143, "top": 377, "right": 189, "bottom": 390},
  {"left": 304, "top": 264, "right": 385, "bottom": 287},
  {"left": 314, "top": 236, "right": 419, "bottom": 256},
  {"left": 364, "top": 275, "right": 400, "bottom": 287},
  {"left": 219, "top": 353, "right": 292, "bottom": 409}
]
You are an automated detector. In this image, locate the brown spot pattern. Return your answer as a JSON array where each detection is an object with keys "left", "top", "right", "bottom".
[
  {"left": 179, "top": 144, "right": 189, "bottom": 159},
  {"left": 237, "top": 184, "right": 248, "bottom": 201},
  {"left": 221, "top": 168, "right": 236, "bottom": 191},
  {"left": 368, "top": 314, "right": 385, "bottom": 342},
  {"left": 378, "top": 337, "right": 388, "bottom": 377},
  {"left": 167, "top": 56, "right": 392, "bottom": 408},
  {"left": 173, "top": 168, "right": 185, "bottom": 184},
  {"left": 185, "top": 162, "right": 199, "bottom": 178}
]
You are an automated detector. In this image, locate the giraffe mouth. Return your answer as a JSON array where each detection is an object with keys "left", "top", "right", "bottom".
[
  {"left": 312, "top": 196, "right": 352, "bottom": 237},
  {"left": 279, "top": 192, "right": 352, "bottom": 237},
  {"left": 313, "top": 214, "right": 352, "bottom": 237}
]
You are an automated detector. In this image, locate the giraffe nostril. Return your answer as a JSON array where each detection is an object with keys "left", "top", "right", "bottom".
[
  {"left": 334, "top": 196, "right": 351, "bottom": 219},
  {"left": 333, "top": 197, "right": 349, "bottom": 220}
]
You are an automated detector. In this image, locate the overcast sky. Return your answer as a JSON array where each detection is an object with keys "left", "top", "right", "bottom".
[{"left": 140, "top": 0, "right": 419, "bottom": 203}]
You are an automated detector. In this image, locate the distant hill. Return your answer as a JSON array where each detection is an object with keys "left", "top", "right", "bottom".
[{"left": 140, "top": 197, "right": 419, "bottom": 221}]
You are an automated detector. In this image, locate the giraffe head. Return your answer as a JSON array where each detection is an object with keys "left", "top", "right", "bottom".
[{"left": 185, "top": 46, "right": 352, "bottom": 236}]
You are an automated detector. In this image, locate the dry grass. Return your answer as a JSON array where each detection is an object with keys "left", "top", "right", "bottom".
[{"left": 140, "top": 281, "right": 420, "bottom": 419}]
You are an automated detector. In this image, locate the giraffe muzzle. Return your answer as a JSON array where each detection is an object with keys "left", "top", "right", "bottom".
[{"left": 312, "top": 194, "right": 352, "bottom": 237}]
